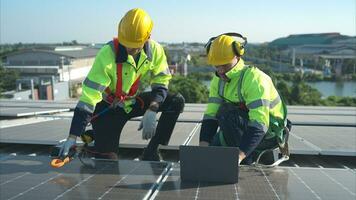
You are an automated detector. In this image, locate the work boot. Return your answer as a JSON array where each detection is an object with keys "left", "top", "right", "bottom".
[{"left": 141, "top": 148, "right": 162, "bottom": 161}]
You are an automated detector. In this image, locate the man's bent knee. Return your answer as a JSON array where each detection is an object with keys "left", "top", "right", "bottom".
[{"left": 169, "top": 93, "right": 185, "bottom": 113}]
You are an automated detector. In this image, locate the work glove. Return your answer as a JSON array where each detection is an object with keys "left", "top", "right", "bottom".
[
  {"left": 58, "top": 136, "right": 76, "bottom": 158},
  {"left": 138, "top": 109, "right": 157, "bottom": 140}
]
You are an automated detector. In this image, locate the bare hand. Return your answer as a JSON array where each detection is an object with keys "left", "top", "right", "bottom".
[{"left": 238, "top": 151, "right": 246, "bottom": 165}]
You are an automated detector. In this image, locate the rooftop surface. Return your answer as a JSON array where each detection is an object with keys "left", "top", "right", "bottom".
[{"left": 0, "top": 99, "right": 355, "bottom": 199}]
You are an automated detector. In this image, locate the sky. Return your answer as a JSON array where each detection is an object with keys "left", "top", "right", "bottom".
[{"left": 1, "top": 0, "right": 355, "bottom": 44}]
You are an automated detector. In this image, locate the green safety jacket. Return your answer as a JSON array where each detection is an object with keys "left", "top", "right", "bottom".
[
  {"left": 69, "top": 38, "right": 171, "bottom": 137},
  {"left": 203, "top": 59, "right": 287, "bottom": 149},
  {"left": 78, "top": 39, "right": 171, "bottom": 114}
]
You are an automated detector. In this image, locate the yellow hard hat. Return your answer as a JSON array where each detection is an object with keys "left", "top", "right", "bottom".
[
  {"left": 206, "top": 33, "right": 246, "bottom": 66},
  {"left": 118, "top": 8, "right": 153, "bottom": 48}
]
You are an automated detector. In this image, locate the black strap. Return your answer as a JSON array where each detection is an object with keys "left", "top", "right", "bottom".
[{"left": 205, "top": 32, "right": 247, "bottom": 49}]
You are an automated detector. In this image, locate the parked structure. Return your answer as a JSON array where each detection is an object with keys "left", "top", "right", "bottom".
[{"left": 1, "top": 46, "right": 99, "bottom": 100}]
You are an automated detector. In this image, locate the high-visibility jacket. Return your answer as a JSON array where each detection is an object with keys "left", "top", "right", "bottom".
[
  {"left": 202, "top": 58, "right": 287, "bottom": 154},
  {"left": 78, "top": 38, "right": 171, "bottom": 113},
  {"left": 69, "top": 38, "right": 171, "bottom": 136}
]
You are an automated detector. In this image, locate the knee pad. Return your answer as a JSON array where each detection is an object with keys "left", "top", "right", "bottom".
[{"left": 171, "top": 93, "right": 185, "bottom": 113}]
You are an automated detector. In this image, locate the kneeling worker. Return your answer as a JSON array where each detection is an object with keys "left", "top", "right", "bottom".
[
  {"left": 58, "top": 8, "right": 185, "bottom": 161},
  {"left": 199, "top": 33, "right": 290, "bottom": 165}
]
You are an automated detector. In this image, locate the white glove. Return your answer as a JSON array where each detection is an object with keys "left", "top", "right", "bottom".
[
  {"left": 58, "top": 136, "right": 76, "bottom": 157},
  {"left": 138, "top": 110, "right": 157, "bottom": 140}
]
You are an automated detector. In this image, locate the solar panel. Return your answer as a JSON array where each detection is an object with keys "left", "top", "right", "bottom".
[
  {"left": 187, "top": 125, "right": 355, "bottom": 156},
  {"left": 288, "top": 133, "right": 319, "bottom": 155},
  {"left": 1, "top": 102, "right": 355, "bottom": 156},
  {"left": 0, "top": 99, "right": 77, "bottom": 110},
  {"left": 288, "top": 168, "right": 356, "bottom": 199},
  {"left": 120, "top": 121, "right": 200, "bottom": 149},
  {"left": 177, "top": 112, "right": 204, "bottom": 121},
  {"left": 160, "top": 107, "right": 356, "bottom": 125},
  {"left": 0, "top": 155, "right": 168, "bottom": 200},
  {"left": 0, "top": 119, "right": 200, "bottom": 149},
  {"left": 153, "top": 165, "right": 356, "bottom": 200},
  {"left": 1, "top": 100, "right": 354, "bottom": 116},
  {"left": 292, "top": 126, "right": 356, "bottom": 156},
  {"left": 0, "top": 119, "right": 71, "bottom": 145},
  {"left": 288, "top": 114, "right": 356, "bottom": 125},
  {"left": 0, "top": 107, "right": 70, "bottom": 117},
  {"left": 188, "top": 125, "right": 320, "bottom": 155},
  {"left": 288, "top": 105, "right": 356, "bottom": 112}
]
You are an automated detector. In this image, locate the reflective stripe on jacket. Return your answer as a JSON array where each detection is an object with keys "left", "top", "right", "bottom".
[
  {"left": 77, "top": 38, "right": 171, "bottom": 113},
  {"left": 203, "top": 59, "right": 286, "bottom": 140}
]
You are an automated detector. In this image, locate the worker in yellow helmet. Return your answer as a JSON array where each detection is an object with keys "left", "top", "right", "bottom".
[
  {"left": 200, "top": 33, "right": 291, "bottom": 165},
  {"left": 58, "top": 8, "right": 185, "bottom": 161}
]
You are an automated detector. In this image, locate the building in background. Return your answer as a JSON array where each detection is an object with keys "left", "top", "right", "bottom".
[
  {"left": 165, "top": 47, "right": 191, "bottom": 76},
  {"left": 1, "top": 46, "right": 98, "bottom": 100},
  {"left": 272, "top": 33, "right": 356, "bottom": 77}
]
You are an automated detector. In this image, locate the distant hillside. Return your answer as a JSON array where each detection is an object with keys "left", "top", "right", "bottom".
[{"left": 269, "top": 33, "right": 355, "bottom": 47}]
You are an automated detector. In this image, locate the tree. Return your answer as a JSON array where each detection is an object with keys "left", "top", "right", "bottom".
[
  {"left": 0, "top": 64, "right": 19, "bottom": 95},
  {"left": 71, "top": 40, "right": 78, "bottom": 45},
  {"left": 187, "top": 72, "right": 213, "bottom": 81},
  {"left": 276, "top": 80, "right": 291, "bottom": 104},
  {"left": 290, "top": 82, "right": 322, "bottom": 105},
  {"left": 322, "top": 96, "right": 356, "bottom": 106},
  {"left": 168, "top": 75, "right": 209, "bottom": 103}
]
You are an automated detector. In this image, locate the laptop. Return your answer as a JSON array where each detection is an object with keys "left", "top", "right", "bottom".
[{"left": 179, "top": 145, "right": 239, "bottom": 183}]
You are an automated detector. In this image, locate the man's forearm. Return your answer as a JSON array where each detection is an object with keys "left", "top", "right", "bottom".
[
  {"left": 239, "top": 125, "right": 266, "bottom": 157},
  {"left": 69, "top": 107, "right": 92, "bottom": 137},
  {"left": 151, "top": 86, "right": 168, "bottom": 104},
  {"left": 199, "top": 119, "right": 218, "bottom": 143}
]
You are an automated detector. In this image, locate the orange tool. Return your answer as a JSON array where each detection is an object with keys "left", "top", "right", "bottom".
[
  {"left": 50, "top": 147, "right": 76, "bottom": 168},
  {"left": 50, "top": 157, "right": 72, "bottom": 168}
]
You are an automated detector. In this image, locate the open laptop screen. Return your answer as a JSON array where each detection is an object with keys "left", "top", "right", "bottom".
[{"left": 180, "top": 145, "right": 239, "bottom": 183}]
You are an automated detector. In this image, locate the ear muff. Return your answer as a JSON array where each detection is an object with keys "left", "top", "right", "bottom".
[
  {"left": 232, "top": 41, "right": 245, "bottom": 56},
  {"left": 205, "top": 37, "right": 216, "bottom": 55},
  {"left": 205, "top": 32, "right": 247, "bottom": 56}
]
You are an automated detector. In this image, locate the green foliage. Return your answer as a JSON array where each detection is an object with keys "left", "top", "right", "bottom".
[
  {"left": 321, "top": 96, "right": 356, "bottom": 106},
  {"left": 276, "top": 80, "right": 291, "bottom": 104},
  {"left": 342, "top": 59, "right": 356, "bottom": 74},
  {"left": 188, "top": 52, "right": 208, "bottom": 67},
  {"left": 246, "top": 44, "right": 281, "bottom": 60},
  {"left": 163, "top": 47, "right": 171, "bottom": 63},
  {"left": 289, "top": 82, "right": 322, "bottom": 105},
  {"left": 271, "top": 72, "right": 326, "bottom": 82},
  {"left": 247, "top": 64, "right": 356, "bottom": 106},
  {"left": 273, "top": 74, "right": 356, "bottom": 106},
  {"left": 0, "top": 64, "right": 19, "bottom": 95},
  {"left": 303, "top": 73, "right": 324, "bottom": 82},
  {"left": 187, "top": 72, "right": 213, "bottom": 81},
  {"left": 168, "top": 75, "right": 209, "bottom": 103},
  {"left": 351, "top": 74, "right": 356, "bottom": 81},
  {"left": 250, "top": 62, "right": 273, "bottom": 75}
]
